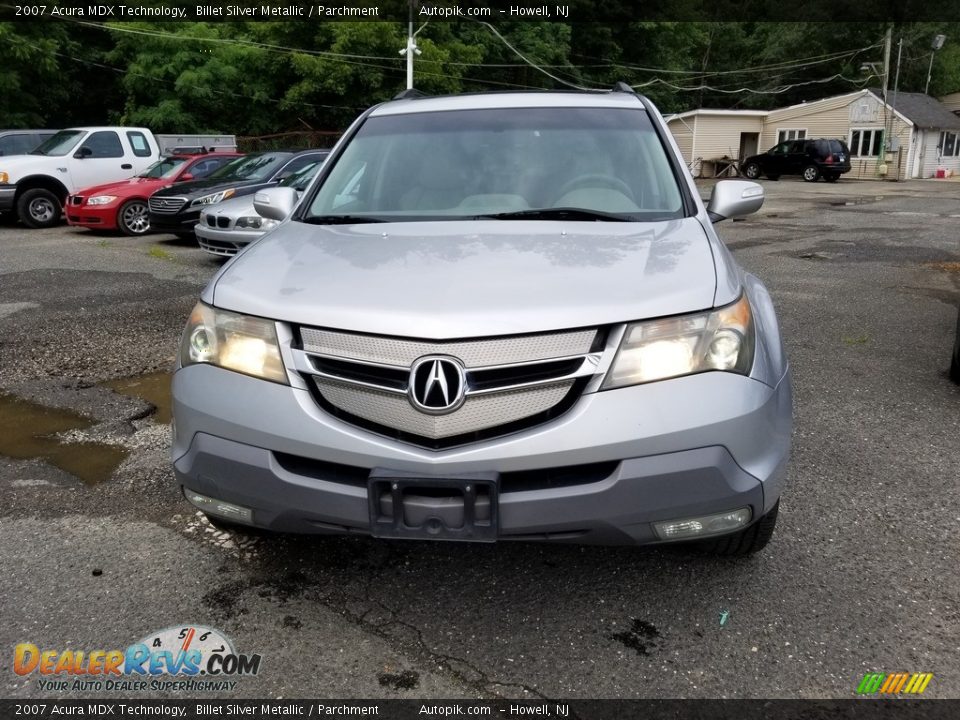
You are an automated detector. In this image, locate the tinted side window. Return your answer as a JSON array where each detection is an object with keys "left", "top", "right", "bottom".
[
  {"left": 277, "top": 154, "right": 321, "bottom": 178},
  {"left": 189, "top": 157, "right": 232, "bottom": 179},
  {"left": 0, "top": 134, "right": 37, "bottom": 155},
  {"left": 81, "top": 131, "right": 124, "bottom": 158},
  {"left": 126, "top": 131, "right": 152, "bottom": 157}
]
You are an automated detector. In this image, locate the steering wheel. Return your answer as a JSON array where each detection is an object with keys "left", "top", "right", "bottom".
[{"left": 552, "top": 174, "right": 635, "bottom": 205}]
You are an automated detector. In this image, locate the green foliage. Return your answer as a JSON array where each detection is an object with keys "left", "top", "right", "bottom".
[{"left": 2, "top": 20, "right": 958, "bottom": 134}]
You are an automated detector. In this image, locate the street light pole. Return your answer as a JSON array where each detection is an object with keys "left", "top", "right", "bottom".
[
  {"left": 925, "top": 34, "right": 947, "bottom": 95},
  {"left": 399, "top": 0, "right": 423, "bottom": 90}
]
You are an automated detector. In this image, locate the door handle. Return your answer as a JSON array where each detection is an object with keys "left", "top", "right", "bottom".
[{"left": 121, "top": 164, "right": 132, "bottom": 170}]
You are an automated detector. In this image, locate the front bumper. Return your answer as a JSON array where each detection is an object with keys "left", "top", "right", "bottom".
[
  {"left": 0, "top": 186, "right": 16, "bottom": 213},
  {"left": 195, "top": 223, "right": 264, "bottom": 256},
  {"left": 66, "top": 198, "right": 119, "bottom": 229},
  {"left": 172, "top": 364, "right": 792, "bottom": 545},
  {"left": 149, "top": 207, "right": 201, "bottom": 234}
]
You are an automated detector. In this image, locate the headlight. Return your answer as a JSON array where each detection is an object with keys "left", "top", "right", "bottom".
[
  {"left": 602, "top": 294, "right": 755, "bottom": 389},
  {"left": 0, "top": 172, "right": 8, "bottom": 183},
  {"left": 191, "top": 189, "right": 235, "bottom": 206},
  {"left": 179, "top": 303, "right": 287, "bottom": 384},
  {"left": 235, "top": 216, "right": 277, "bottom": 230},
  {"left": 87, "top": 195, "right": 117, "bottom": 206}
]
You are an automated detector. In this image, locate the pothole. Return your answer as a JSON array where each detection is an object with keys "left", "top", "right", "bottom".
[
  {"left": 102, "top": 371, "right": 172, "bottom": 424},
  {"left": 0, "top": 371, "right": 172, "bottom": 485},
  {"left": 0, "top": 392, "right": 129, "bottom": 484}
]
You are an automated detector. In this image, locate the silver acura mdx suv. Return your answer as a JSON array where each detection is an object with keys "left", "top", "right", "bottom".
[{"left": 172, "top": 86, "right": 792, "bottom": 554}]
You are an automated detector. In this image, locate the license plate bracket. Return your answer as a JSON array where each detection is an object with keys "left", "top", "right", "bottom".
[{"left": 367, "top": 469, "right": 499, "bottom": 542}]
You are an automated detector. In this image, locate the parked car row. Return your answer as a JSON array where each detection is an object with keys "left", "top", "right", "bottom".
[
  {"left": 0, "top": 125, "right": 328, "bottom": 251},
  {"left": 149, "top": 149, "right": 328, "bottom": 242},
  {"left": 0, "top": 127, "right": 235, "bottom": 228},
  {"left": 66, "top": 149, "right": 242, "bottom": 235}
]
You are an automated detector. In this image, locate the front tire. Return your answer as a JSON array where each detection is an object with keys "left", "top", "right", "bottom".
[
  {"left": 742, "top": 162, "right": 761, "bottom": 180},
  {"left": 118, "top": 199, "right": 150, "bottom": 236},
  {"left": 802, "top": 164, "right": 821, "bottom": 182},
  {"left": 700, "top": 501, "right": 779, "bottom": 556},
  {"left": 17, "top": 188, "right": 62, "bottom": 229}
]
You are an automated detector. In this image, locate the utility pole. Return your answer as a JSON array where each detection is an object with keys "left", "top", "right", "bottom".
[
  {"left": 925, "top": 34, "right": 947, "bottom": 95},
  {"left": 400, "top": 0, "right": 422, "bottom": 90},
  {"left": 888, "top": 37, "right": 903, "bottom": 180},
  {"left": 882, "top": 25, "right": 892, "bottom": 108}
]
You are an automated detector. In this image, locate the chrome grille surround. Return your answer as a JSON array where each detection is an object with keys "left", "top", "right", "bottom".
[
  {"left": 300, "top": 327, "right": 596, "bottom": 367},
  {"left": 292, "top": 327, "right": 602, "bottom": 445},
  {"left": 148, "top": 196, "right": 187, "bottom": 214}
]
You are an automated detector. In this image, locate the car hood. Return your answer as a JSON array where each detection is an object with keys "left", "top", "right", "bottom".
[
  {"left": 73, "top": 176, "right": 162, "bottom": 198},
  {"left": 0, "top": 155, "right": 63, "bottom": 182},
  {"left": 152, "top": 176, "right": 269, "bottom": 199},
  {"left": 200, "top": 193, "right": 257, "bottom": 219},
  {"left": 210, "top": 218, "right": 720, "bottom": 338}
]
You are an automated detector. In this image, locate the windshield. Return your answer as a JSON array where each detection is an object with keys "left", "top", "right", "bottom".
[
  {"left": 30, "top": 130, "right": 85, "bottom": 157},
  {"left": 207, "top": 153, "right": 288, "bottom": 182},
  {"left": 139, "top": 156, "right": 188, "bottom": 179},
  {"left": 306, "top": 107, "right": 684, "bottom": 222},
  {"left": 280, "top": 160, "right": 324, "bottom": 191}
]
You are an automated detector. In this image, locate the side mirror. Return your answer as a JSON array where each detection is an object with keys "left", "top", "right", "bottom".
[
  {"left": 254, "top": 186, "right": 298, "bottom": 222},
  {"left": 180, "top": 173, "right": 193, "bottom": 182},
  {"left": 707, "top": 180, "right": 764, "bottom": 223},
  {"left": 73, "top": 146, "right": 93, "bottom": 159}
]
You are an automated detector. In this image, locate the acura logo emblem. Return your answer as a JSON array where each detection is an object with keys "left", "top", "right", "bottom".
[{"left": 409, "top": 355, "right": 466, "bottom": 415}]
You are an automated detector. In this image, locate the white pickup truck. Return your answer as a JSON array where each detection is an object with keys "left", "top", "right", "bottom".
[{"left": 0, "top": 127, "right": 235, "bottom": 229}]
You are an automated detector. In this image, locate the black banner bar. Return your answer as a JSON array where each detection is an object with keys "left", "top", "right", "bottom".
[
  {"left": 3, "top": 0, "right": 960, "bottom": 22},
  {"left": 2, "top": 700, "right": 960, "bottom": 720}
]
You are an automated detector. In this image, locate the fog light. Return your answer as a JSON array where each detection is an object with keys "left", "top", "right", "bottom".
[
  {"left": 184, "top": 489, "right": 253, "bottom": 523},
  {"left": 653, "top": 507, "right": 752, "bottom": 540}
]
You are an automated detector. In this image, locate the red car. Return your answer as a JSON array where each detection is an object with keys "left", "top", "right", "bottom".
[{"left": 66, "top": 150, "right": 242, "bottom": 236}]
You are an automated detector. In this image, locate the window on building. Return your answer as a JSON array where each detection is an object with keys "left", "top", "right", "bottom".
[
  {"left": 777, "top": 129, "right": 807, "bottom": 144},
  {"left": 850, "top": 129, "right": 884, "bottom": 157},
  {"left": 938, "top": 131, "right": 958, "bottom": 157}
]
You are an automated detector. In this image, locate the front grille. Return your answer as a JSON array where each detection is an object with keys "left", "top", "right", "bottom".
[
  {"left": 206, "top": 216, "right": 216, "bottom": 227},
  {"left": 197, "top": 237, "right": 240, "bottom": 256},
  {"left": 217, "top": 216, "right": 231, "bottom": 229},
  {"left": 300, "top": 328, "right": 597, "bottom": 368},
  {"left": 314, "top": 377, "right": 574, "bottom": 440},
  {"left": 148, "top": 196, "right": 187, "bottom": 214},
  {"left": 70, "top": 196, "right": 83, "bottom": 206},
  {"left": 294, "top": 326, "right": 603, "bottom": 448}
]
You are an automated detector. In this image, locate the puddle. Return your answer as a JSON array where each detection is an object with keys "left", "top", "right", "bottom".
[
  {"left": 0, "top": 371, "right": 171, "bottom": 485},
  {"left": 103, "top": 371, "right": 173, "bottom": 425},
  {"left": 0, "top": 393, "right": 128, "bottom": 484}
]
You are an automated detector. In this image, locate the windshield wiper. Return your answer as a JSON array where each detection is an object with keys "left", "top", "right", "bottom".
[
  {"left": 475, "top": 207, "right": 633, "bottom": 222},
  {"left": 29, "top": 150, "right": 47, "bottom": 156},
  {"left": 303, "top": 215, "right": 389, "bottom": 225}
]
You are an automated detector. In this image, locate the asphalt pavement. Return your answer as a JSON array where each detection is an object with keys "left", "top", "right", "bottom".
[{"left": 0, "top": 176, "right": 958, "bottom": 699}]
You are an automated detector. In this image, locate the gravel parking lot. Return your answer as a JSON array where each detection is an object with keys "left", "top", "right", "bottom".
[{"left": 1, "top": 177, "right": 958, "bottom": 699}]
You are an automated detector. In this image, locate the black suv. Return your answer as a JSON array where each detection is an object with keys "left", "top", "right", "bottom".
[
  {"left": 741, "top": 138, "right": 850, "bottom": 183},
  {"left": 148, "top": 149, "right": 327, "bottom": 238}
]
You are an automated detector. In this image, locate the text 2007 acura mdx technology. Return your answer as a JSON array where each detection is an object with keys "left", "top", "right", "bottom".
[{"left": 173, "top": 87, "right": 792, "bottom": 555}]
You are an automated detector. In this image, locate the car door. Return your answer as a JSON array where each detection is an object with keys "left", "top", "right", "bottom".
[
  {"left": 784, "top": 140, "right": 808, "bottom": 174},
  {"left": 70, "top": 130, "right": 134, "bottom": 190},
  {"left": 765, "top": 142, "right": 792, "bottom": 175}
]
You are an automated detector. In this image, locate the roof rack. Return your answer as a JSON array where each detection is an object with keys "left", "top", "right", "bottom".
[
  {"left": 393, "top": 88, "right": 429, "bottom": 101},
  {"left": 611, "top": 81, "right": 635, "bottom": 94}
]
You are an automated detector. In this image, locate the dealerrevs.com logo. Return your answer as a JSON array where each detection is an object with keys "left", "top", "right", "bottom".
[{"left": 13, "top": 625, "right": 262, "bottom": 692}]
